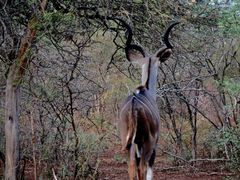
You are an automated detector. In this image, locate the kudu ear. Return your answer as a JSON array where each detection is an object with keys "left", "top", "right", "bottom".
[
  {"left": 126, "top": 44, "right": 147, "bottom": 66},
  {"left": 110, "top": 18, "right": 148, "bottom": 66},
  {"left": 155, "top": 48, "right": 172, "bottom": 62},
  {"left": 155, "top": 22, "right": 180, "bottom": 63}
]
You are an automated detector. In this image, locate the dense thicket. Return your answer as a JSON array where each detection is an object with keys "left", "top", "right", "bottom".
[{"left": 0, "top": 0, "right": 239, "bottom": 179}]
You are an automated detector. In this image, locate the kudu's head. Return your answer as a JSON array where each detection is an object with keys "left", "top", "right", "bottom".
[
  {"left": 118, "top": 20, "right": 179, "bottom": 99},
  {"left": 125, "top": 22, "right": 179, "bottom": 64}
]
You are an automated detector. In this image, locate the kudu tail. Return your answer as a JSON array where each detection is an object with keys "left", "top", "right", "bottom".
[
  {"left": 123, "top": 96, "right": 138, "bottom": 151},
  {"left": 131, "top": 96, "right": 141, "bottom": 157},
  {"left": 128, "top": 96, "right": 140, "bottom": 180}
]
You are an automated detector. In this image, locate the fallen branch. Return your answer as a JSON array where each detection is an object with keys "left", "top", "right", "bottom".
[
  {"left": 159, "top": 148, "right": 188, "bottom": 163},
  {"left": 189, "top": 158, "right": 230, "bottom": 162},
  {"left": 159, "top": 166, "right": 186, "bottom": 172},
  {"left": 159, "top": 147, "right": 230, "bottom": 163}
]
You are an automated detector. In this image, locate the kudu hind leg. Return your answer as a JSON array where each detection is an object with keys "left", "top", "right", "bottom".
[
  {"left": 146, "top": 150, "right": 156, "bottom": 180},
  {"left": 137, "top": 155, "right": 146, "bottom": 180},
  {"left": 128, "top": 145, "right": 136, "bottom": 180}
]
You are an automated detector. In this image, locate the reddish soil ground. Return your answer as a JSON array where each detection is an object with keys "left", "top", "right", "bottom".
[
  {"left": 1, "top": 145, "right": 240, "bottom": 179},
  {"left": 98, "top": 145, "right": 240, "bottom": 180}
]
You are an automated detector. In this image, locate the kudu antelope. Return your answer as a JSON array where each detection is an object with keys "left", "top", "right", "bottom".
[{"left": 118, "top": 21, "right": 179, "bottom": 180}]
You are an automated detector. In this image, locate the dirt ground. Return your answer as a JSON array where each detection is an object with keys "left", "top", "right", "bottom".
[
  {"left": 1, "top": 145, "right": 239, "bottom": 180},
  {"left": 98, "top": 145, "right": 240, "bottom": 180}
]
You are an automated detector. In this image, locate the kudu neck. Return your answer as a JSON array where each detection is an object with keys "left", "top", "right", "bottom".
[{"left": 141, "top": 58, "right": 158, "bottom": 101}]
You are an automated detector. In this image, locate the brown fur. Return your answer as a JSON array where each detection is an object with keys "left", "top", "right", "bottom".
[{"left": 119, "top": 88, "right": 160, "bottom": 180}]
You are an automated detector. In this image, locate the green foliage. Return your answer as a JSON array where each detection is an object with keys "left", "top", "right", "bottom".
[
  {"left": 189, "top": 3, "right": 219, "bottom": 27},
  {"left": 37, "top": 128, "right": 104, "bottom": 179},
  {"left": 42, "top": 12, "right": 75, "bottom": 25},
  {"left": 220, "top": 79, "right": 240, "bottom": 169},
  {"left": 222, "top": 78, "right": 240, "bottom": 119},
  {"left": 207, "top": 77, "right": 240, "bottom": 170},
  {"left": 218, "top": 125, "right": 240, "bottom": 171},
  {"left": 33, "top": 82, "right": 60, "bottom": 101},
  {"left": 218, "top": 0, "right": 240, "bottom": 36},
  {"left": 113, "top": 153, "right": 122, "bottom": 162},
  {"left": 223, "top": 78, "right": 240, "bottom": 97},
  {"left": 204, "top": 124, "right": 240, "bottom": 170},
  {"left": 37, "top": 11, "right": 76, "bottom": 41},
  {"left": 74, "top": 132, "right": 103, "bottom": 179},
  {"left": 204, "top": 77, "right": 240, "bottom": 171},
  {"left": 27, "top": 0, "right": 38, "bottom": 5}
]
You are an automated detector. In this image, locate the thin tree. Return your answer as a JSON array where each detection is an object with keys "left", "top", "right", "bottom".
[{"left": 4, "top": 1, "right": 47, "bottom": 179}]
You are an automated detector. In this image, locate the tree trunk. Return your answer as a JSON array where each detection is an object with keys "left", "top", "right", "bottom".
[
  {"left": 4, "top": 64, "right": 20, "bottom": 180},
  {"left": 4, "top": 1, "right": 47, "bottom": 178}
]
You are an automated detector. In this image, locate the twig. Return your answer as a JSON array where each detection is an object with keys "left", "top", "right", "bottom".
[
  {"left": 52, "top": 168, "right": 58, "bottom": 180},
  {"left": 30, "top": 111, "right": 37, "bottom": 180}
]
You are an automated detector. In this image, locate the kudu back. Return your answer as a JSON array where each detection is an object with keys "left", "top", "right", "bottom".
[{"left": 118, "top": 20, "right": 179, "bottom": 180}]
